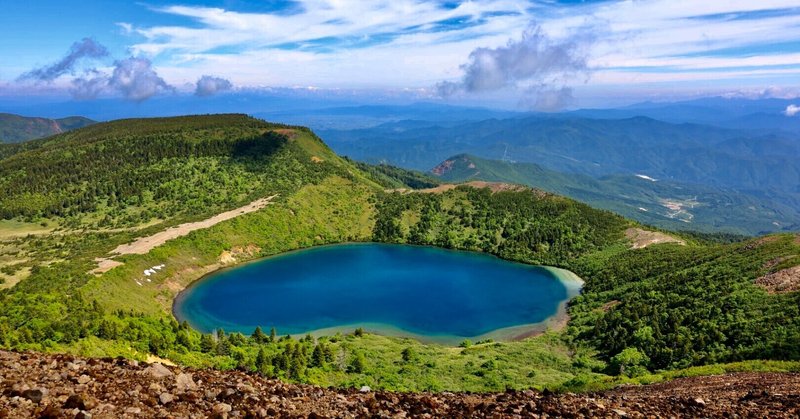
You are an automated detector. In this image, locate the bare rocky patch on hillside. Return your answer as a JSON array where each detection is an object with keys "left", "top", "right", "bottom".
[
  {"left": 625, "top": 227, "right": 686, "bottom": 249},
  {"left": 756, "top": 265, "right": 800, "bottom": 294}
]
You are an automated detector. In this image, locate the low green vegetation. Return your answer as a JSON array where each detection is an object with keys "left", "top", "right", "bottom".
[
  {"left": 0, "top": 114, "right": 798, "bottom": 393},
  {"left": 0, "top": 115, "right": 328, "bottom": 226},
  {"left": 568, "top": 235, "right": 800, "bottom": 371}
]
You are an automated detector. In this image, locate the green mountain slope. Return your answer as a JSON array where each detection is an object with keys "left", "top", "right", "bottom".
[
  {"left": 0, "top": 114, "right": 798, "bottom": 393},
  {"left": 431, "top": 154, "right": 800, "bottom": 236},
  {"left": 0, "top": 114, "right": 367, "bottom": 228},
  {"left": 0, "top": 113, "right": 95, "bottom": 143}
]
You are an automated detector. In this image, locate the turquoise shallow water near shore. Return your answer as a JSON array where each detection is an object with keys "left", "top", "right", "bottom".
[{"left": 174, "top": 243, "right": 582, "bottom": 344}]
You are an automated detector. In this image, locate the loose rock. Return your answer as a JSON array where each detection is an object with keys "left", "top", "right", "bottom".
[
  {"left": 159, "top": 392, "right": 174, "bottom": 405},
  {"left": 0, "top": 350, "right": 796, "bottom": 417},
  {"left": 175, "top": 373, "right": 197, "bottom": 392},
  {"left": 20, "top": 388, "right": 44, "bottom": 403},
  {"left": 64, "top": 394, "right": 86, "bottom": 410},
  {"left": 214, "top": 402, "right": 232, "bottom": 414},
  {"left": 145, "top": 363, "right": 173, "bottom": 379}
]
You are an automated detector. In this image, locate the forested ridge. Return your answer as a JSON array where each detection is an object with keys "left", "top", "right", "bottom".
[
  {"left": 1, "top": 115, "right": 291, "bottom": 222},
  {"left": 372, "top": 187, "right": 628, "bottom": 266},
  {"left": 431, "top": 153, "right": 800, "bottom": 236},
  {"left": 0, "top": 114, "right": 798, "bottom": 392}
]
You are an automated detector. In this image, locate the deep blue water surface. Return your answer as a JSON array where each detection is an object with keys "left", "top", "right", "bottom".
[{"left": 174, "top": 243, "right": 576, "bottom": 341}]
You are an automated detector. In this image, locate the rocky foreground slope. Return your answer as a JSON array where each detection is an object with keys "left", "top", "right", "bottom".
[{"left": 1, "top": 350, "right": 798, "bottom": 418}]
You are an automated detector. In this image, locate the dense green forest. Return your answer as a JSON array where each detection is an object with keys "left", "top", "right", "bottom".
[
  {"left": 372, "top": 187, "right": 627, "bottom": 266},
  {"left": 568, "top": 236, "right": 800, "bottom": 371},
  {"left": 0, "top": 114, "right": 798, "bottom": 392},
  {"left": 0, "top": 115, "right": 338, "bottom": 225},
  {"left": 349, "top": 159, "right": 440, "bottom": 190}
]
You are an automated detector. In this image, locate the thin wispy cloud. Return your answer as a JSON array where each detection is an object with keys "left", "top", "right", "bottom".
[
  {"left": 125, "top": 1, "right": 800, "bottom": 98},
  {"left": 4, "top": 1, "right": 800, "bottom": 104},
  {"left": 129, "top": 1, "right": 528, "bottom": 56}
]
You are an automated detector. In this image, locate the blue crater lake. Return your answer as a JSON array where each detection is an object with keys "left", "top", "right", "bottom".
[{"left": 174, "top": 243, "right": 583, "bottom": 344}]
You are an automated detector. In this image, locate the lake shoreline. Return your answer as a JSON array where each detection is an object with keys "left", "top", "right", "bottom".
[{"left": 173, "top": 242, "right": 586, "bottom": 346}]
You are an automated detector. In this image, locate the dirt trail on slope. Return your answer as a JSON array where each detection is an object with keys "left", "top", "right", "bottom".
[
  {"left": 0, "top": 350, "right": 798, "bottom": 418},
  {"left": 92, "top": 196, "right": 277, "bottom": 274},
  {"left": 388, "top": 181, "right": 532, "bottom": 195},
  {"left": 625, "top": 227, "right": 686, "bottom": 249}
]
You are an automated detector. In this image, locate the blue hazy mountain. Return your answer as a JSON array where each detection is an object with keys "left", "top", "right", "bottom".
[
  {"left": 571, "top": 97, "right": 800, "bottom": 133},
  {"left": 319, "top": 116, "right": 799, "bottom": 190},
  {"left": 0, "top": 113, "right": 94, "bottom": 143}
]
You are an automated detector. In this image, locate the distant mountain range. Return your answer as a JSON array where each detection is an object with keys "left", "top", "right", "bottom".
[
  {"left": 319, "top": 113, "right": 800, "bottom": 235},
  {"left": 431, "top": 154, "right": 799, "bottom": 236},
  {"left": 570, "top": 97, "right": 800, "bottom": 134},
  {"left": 255, "top": 103, "right": 521, "bottom": 130},
  {"left": 319, "top": 115, "right": 800, "bottom": 191},
  {"left": 0, "top": 113, "right": 94, "bottom": 143}
]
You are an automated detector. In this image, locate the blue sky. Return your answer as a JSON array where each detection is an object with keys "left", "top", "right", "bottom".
[{"left": 2, "top": 0, "right": 800, "bottom": 109}]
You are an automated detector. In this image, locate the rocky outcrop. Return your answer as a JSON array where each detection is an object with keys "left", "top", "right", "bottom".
[
  {"left": 430, "top": 159, "right": 456, "bottom": 176},
  {"left": 756, "top": 265, "right": 800, "bottom": 294},
  {"left": 1, "top": 350, "right": 798, "bottom": 418}
]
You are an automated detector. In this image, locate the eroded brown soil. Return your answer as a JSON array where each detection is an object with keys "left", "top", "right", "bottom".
[
  {"left": 1, "top": 350, "right": 798, "bottom": 418},
  {"left": 756, "top": 265, "right": 800, "bottom": 294}
]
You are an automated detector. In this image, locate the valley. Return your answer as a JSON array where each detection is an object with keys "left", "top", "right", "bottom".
[
  {"left": 427, "top": 154, "right": 798, "bottom": 235},
  {"left": 320, "top": 116, "right": 800, "bottom": 236}
]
